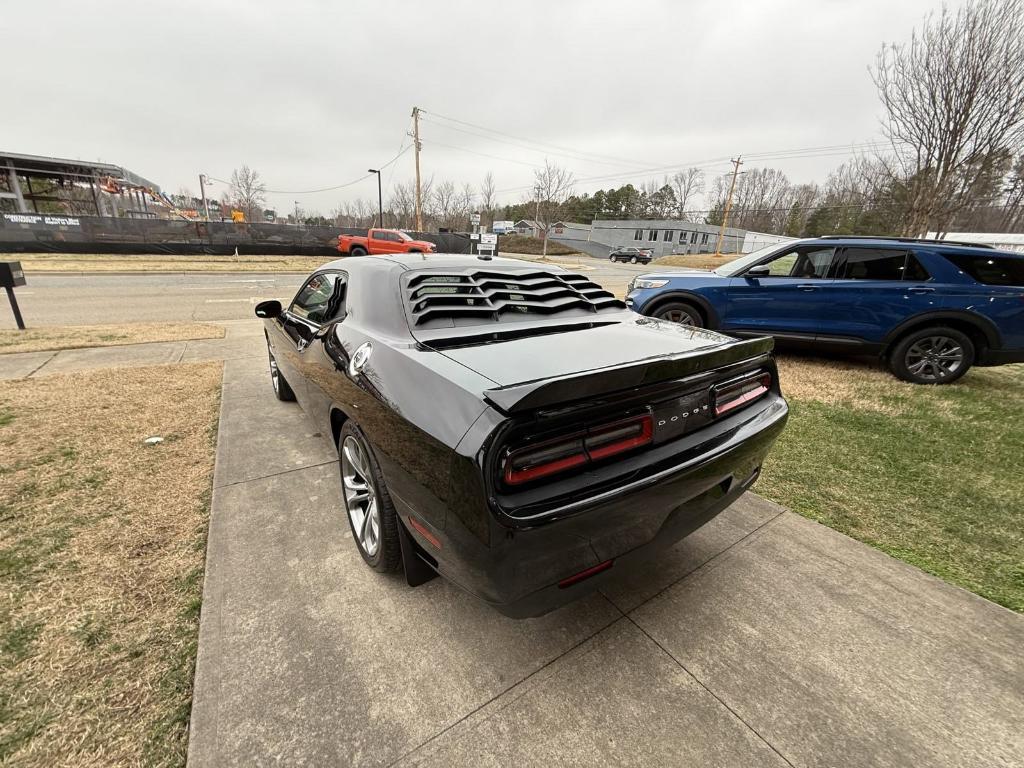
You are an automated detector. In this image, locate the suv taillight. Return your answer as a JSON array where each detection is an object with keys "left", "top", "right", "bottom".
[
  {"left": 712, "top": 371, "right": 771, "bottom": 417},
  {"left": 503, "top": 413, "right": 653, "bottom": 486}
]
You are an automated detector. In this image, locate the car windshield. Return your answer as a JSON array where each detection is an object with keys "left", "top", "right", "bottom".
[{"left": 713, "top": 244, "right": 787, "bottom": 276}]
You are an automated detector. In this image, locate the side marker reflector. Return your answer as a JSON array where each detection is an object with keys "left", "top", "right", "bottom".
[{"left": 558, "top": 559, "right": 614, "bottom": 589}]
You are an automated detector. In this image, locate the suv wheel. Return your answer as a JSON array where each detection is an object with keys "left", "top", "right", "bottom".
[
  {"left": 653, "top": 301, "right": 703, "bottom": 327},
  {"left": 609, "top": 254, "right": 616, "bottom": 260},
  {"left": 630, "top": 256, "right": 638, "bottom": 264},
  {"left": 889, "top": 326, "right": 974, "bottom": 385}
]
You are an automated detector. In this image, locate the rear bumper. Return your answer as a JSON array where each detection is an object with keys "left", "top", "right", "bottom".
[
  {"left": 430, "top": 396, "right": 788, "bottom": 618},
  {"left": 977, "top": 347, "right": 1024, "bottom": 366}
]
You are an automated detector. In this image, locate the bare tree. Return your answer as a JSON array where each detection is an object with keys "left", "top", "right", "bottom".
[
  {"left": 479, "top": 171, "right": 496, "bottom": 225},
  {"left": 458, "top": 182, "right": 475, "bottom": 226},
  {"left": 872, "top": 0, "right": 1024, "bottom": 235},
  {"left": 229, "top": 165, "right": 267, "bottom": 223},
  {"left": 388, "top": 181, "right": 416, "bottom": 228},
  {"left": 670, "top": 168, "right": 704, "bottom": 218},
  {"left": 709, "top": 166, "right": 792, "bottom": 232},
  {"left": 432, "top": 180, "right": 458, "bottom": 230},
  {"left": 534, "top": 159, "right": 575, "bottom": 255}
]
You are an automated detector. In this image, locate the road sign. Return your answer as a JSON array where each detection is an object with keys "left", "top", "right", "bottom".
[
  {"left": 470, "top": 233, "right": 480, "bottom": 240},
  {"left": 470, "top": 212, "right": 481, "bottom": 226},
  {"left": 480, "top": 233, "right": 497, "bottom": 246}
]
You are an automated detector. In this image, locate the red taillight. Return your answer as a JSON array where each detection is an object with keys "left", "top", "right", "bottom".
[
  {"left": 503, "top": 437, "right": 587, "bottom": 485},
  {"left": 502, "top": 413, "right": 653, "bottom": 486},
  {"left": 712, "top": 372, "right": 771, "bottom": 417},
  {"left": 585, "top": 415, "right": 654, "bottom": 460}
]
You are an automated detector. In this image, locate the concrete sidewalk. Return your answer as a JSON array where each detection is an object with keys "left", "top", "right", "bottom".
[
  {"left": 188, "top": 348, "right": 1024, "bottom": 767},
  {"left": 0, "top": 320, "right": 264, "bottom": 380}
]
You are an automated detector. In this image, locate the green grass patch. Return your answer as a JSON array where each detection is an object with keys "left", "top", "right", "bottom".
[{"left": 761, "top": 362, "right": 1024, "bottom": 611}]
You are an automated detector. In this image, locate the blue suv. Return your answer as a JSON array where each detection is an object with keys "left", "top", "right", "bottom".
[{"left": 625, "top": 236, "right": 1024, "bottom": 384}]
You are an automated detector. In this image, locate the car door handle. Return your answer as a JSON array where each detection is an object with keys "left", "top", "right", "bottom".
[
  {"left": 796, "top": 284, "right": 818, "bottom": 292},
  {"left": 908, "top": 286, "right": 935, "bottom": 294}
]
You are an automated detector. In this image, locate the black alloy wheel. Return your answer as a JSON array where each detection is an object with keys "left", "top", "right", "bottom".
[
  {"left": 889, "top": 326, "right": 974, "bottom": 384},
  {"left": 653, "top": 302, "right": 703, "bottom": 327}
]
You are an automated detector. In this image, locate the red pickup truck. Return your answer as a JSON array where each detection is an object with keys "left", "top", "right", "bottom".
[{"left": 337, "top": 228, "right": 436, "bottom": 256}]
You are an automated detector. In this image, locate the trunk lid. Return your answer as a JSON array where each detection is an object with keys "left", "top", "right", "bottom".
[{"left": 437, "top": 317, "right": 773, "bottom": 412}]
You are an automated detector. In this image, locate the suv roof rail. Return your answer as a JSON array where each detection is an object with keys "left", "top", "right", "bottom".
[{"left": 816, "top": 235, "right": 993, "bottom": 249}]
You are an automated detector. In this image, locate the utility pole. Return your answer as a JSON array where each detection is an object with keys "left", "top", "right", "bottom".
[
  {"left": 198, "top": 174, "right": 211, "bottom": 221},
  {"left": 714, "top": 156, "right": 743, "bottom": 257},
  {"left": 411, "top": 106, "right": 423, "bottom": 232}
]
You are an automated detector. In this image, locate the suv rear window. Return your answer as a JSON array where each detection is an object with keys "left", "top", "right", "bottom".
[{"left": 945, "top": 254, "right": 1024, "bottom": 286}]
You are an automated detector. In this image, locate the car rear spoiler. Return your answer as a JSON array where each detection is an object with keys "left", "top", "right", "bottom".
[{"left": 483, "top": 336, "right": 774, "bottom": 413}]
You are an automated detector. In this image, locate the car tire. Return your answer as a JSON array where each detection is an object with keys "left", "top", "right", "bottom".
[
  {"left": 338, "top": 421, "right": 401, "bottom": 572},
  {"left": 652, "top": 301, "right": 704, "bottom": 327},
  {"left": 266, "top": 339, "right": 296, "bottom": 401},
  {"left": 630, "top": 256, "right": 638, "bottom": 264},
  {"left": 888, "top": 326, "right": 974, "bottom": 385},
  {"left": 350, "top": 246, "right": 367, "bottom": 257},
  {"left": 609, "top": 254, "right": 616, "bottom": 260}
]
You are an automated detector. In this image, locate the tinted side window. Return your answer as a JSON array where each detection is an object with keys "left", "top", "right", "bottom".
[
  {"left": 904, "top": 254, "right": 931, "bottom": 281},
  {"left": 945, "top": 254, "right": 1024, "bottom": 286},
  {"left": 291, "top": 273, "right": 340, "bottom": 323},
  {"left": 764, "top": 247, "right": 834, "bottom": 277},
  {"left": 839, "top": 248, "right": 909, "bottom": 281},
  {"left": 372, "top": 231, "right": 388, "bottom": 240}
]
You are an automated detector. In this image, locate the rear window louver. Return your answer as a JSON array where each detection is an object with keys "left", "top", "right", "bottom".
[{"left": 405, "top": 269, "right": 625, "bottom": 326}]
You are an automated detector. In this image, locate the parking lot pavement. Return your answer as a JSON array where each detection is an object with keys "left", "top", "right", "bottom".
[{"left": 189, "top": 341, "right": 1024, "bottom": 767}]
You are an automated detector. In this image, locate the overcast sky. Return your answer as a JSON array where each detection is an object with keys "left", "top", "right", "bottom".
[{"left": 4, "top": 0, "right": 957, "bottom": 216}]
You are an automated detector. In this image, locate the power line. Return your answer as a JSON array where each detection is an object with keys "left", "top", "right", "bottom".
[
  {"left": 420, "top": 114, "right": 646, "bottom": 169},
  {"left": 420, "top": 138, "right": 541, "bottom": 168},
  {"left": 210, "top": 144, "right": 412, "bottom": 196},
  {"left": 422, "top": 109, "right": 661, "bottom": 168},
  {"left": 493, "top": 142, "right": 897, "bottom": 195}
]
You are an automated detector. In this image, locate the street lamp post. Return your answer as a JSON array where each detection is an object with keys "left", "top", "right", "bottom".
[
  {"left": 294, "top": 200, "right": 300, "bottom": 226},
  {"left": 368, "top": 169, "right": 383, "bottom": 228}
]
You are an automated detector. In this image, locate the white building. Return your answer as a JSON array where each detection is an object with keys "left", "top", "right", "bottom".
[
  {"left": 925, "top": 232, "right": 1024, "bottom": 253},
  {"left": 742, "top": 231, "right": 795, "bottom": 253}
]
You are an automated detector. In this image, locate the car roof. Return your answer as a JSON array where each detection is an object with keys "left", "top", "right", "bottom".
[{"left": 799, "top": 236, "right": 1022, "bottom": 258}]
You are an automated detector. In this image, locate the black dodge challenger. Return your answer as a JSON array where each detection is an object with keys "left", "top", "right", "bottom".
[{"left": 256, "top": 253, "right": 788, "bottom": 617}]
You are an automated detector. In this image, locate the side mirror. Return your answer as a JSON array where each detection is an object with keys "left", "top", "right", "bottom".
[
  {"left": 255, "top": 299, "right": 282, "bottom": 318},
  {"left": 745, "top": 265, "right": 771, "bottom": 278}
]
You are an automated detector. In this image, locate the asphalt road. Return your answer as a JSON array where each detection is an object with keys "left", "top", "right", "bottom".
[
  {"left": 2, "top": 273, "right": 308, "bottom": 328},
  {"left": 3, "top": 255, "right": 664, "bottom": 329}
]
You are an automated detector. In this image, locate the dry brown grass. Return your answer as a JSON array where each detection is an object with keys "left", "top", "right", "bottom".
[
  {"left": 652, "top": 253, "right": 740, "bottom": 270},
  {"left": 0, "top": 323, "right": 225, "bottom": 355},
  {"left": 775, "top": 354, "right": 910, "bottom": 414},
  {"left": 0, "top": 362, "right": 222, "bottom": 767},
  {"left": 15, "top": 252, "right": 334, "bottom": 274}
]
